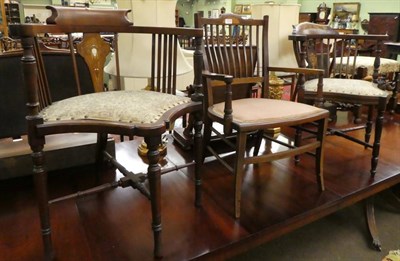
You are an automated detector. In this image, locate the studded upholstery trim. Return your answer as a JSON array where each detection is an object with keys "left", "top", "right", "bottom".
[{"left": 40, "top": 90, "right": 191, "bottom": 124}]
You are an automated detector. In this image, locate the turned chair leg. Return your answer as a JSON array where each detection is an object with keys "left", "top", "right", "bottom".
[
  {"left": 315, "top": 118, "right": 327, "bottom": 191},
  {"left": 234, "top": 131, "right": 247, "bottom": 219},
  {"left": 365, "top": 105, "right": 374, "bottom": 146},
  {"left": 353, "top": 104, "right": 362, "bottom": 124},
  {"left": 32, "top": 147, "right": 55, "bottom": 261},
  {"left": 370, "top": 100, "right": 386, "bottom": 177},
  {"left": 95, "top": 133, "right": 108, "bottom": 165},
  {"left": 294, "top": 127, "right": 302, "bottom": 164},
  {"left": 144, "top": 136, "right": 163, "bottom": 258},
  {"left": 193, "top": 111, "right": 203, "bottom": 207},
  {"left": 253, "top": 130, "right": 264, "bottom": 156},
  {"left": 95, "top": 133, "right": 109, "bottom": 184}
]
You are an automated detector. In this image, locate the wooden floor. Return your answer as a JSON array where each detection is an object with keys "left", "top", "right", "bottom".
[{"left": 1, "top": 112, "right": 399, "bottom": 261}]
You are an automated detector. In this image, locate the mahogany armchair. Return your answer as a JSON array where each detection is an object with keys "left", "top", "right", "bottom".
[
  {"left": 10, "top": 6, "right": 203, "bottom": 259},
  {"left": 195, "top": 13, "right": 330, "bottom": 219},
  {"left": 289, "top": 22, "right": 390, "bottom": 177}
]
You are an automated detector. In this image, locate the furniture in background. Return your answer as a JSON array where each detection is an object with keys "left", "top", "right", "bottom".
[
  {"left": 10, "top": 5, "right": 204, "bottom": 259},
  {"left": 252, "top": 3, "right": 300, "bottom": 68},
  {"left": 315, "top": 2, "right": 331, "bottom": 24},
  {"left": 0, "top": 47, "right": 96, "bottom": 139},
  {"left": 361, "top": 13, "right": 400, "bottom": 112},
  {"left": 0, "top": 0, "right": 8, "bottom": 37},
  {"left": 106, "top": 0, "right": 194, "bottom": 91},
  {"left": 0, "top": 47, "right": 117, "bottom": 180},
  {"left": 195, "top": 13, "right": 329, "bottom": 219},
  {"left": 299, "top": 12, "right": 316, "bottom": 23},
  {"left": 367, "top": 13, "right": 400, "bottom": 59},
  {"left": 3, "top": 0, "right": 20, "bottom": 25},
  {"left": 385, "top": 42, "right": 400, "bottom": 113}
]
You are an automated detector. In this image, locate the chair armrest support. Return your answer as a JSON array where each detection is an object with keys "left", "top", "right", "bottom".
[{"left": 202, "top": 71, "right": 234, "bottom": 135}]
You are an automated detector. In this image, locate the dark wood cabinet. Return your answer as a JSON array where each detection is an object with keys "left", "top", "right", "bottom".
[
  {"left": 0, "top": 0, "right": 8, "bottom": 36},
  {"left": 299, "top": 12, "right": 316, "bottom": 23},
  {"left": 368, "top": 13, "right": 400, "bottom": 58},
  {"left": 4, "top": 2, "right": 20, "bottom": 25}
]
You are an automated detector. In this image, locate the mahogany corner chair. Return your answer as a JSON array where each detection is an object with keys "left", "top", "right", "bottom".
[
  {"left": 194, "top": 13, "right": 330, "bottom": 219},
  {"left": 10, "top": 6, "right": 204, "bottom": 259}
]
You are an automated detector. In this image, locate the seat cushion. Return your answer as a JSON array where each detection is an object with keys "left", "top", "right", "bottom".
[
  {"left": 211, "top": 98, "right": 327, "bottom": 123},
  {"left": 304, "top": 78, "right": 389, "bottom": 97},
  {"left": 40, "top": 90, "right": 191, "bottom": 124}
]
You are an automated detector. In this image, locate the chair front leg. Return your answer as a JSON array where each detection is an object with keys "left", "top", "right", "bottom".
[
  {"left": 294, "top": 126, "right": 302, "bottom": 164},
  {"left": 32, "top": 143, "right": 54, "bottom": 261},
  {"left": 234, "top": 131, "right": 247, "bottom": 219},
  {"left": 365, "top": 105, "right": 374, "bottom": 146},
  {"left": 202, "top": 117, "right": 212, "bottom": 161},
  {"left": 95, "top": 132, "right": 108, "bottom": 165},
  {"left": 253, "top": 130, "right": 264, "bottom": 157},
  {"left": 316, "top": 118, "right": 328, "bottom": 191},
  {"left": 370, "top": 99, "right": 386, "bottom": 177},
  {"left": 144, "top": 135, "right": 162, "bottom": 258},
  {"left": 193, "top": 110, "right": 203, "bottom": 207},
  {"left": 95, "top": 133, "right": 109, "bottom": 184}
]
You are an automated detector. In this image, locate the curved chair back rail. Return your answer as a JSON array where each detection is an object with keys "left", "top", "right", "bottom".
[{"left": 9, "top": 5, "right": 204, "bottom": 259}]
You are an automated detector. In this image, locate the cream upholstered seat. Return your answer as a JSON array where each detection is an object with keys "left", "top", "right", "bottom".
[
  {"left": 333, "top": 56, "right": 399, "bottom": 113},
  {"left": 40, "top": 90, "right": 191, "bottom": 124},
  {"left": 304, "top": 78, "right": 389, "bottom": 97},
  {"left": 11, "top": 6, "right": 204, "bottom": 259}
]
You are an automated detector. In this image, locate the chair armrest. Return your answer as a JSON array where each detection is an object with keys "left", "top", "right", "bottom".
[
  {"left": 268, "top": 66, "right": 323, "bottom": 76},
  {"left": 202, "top": 71, "right": 234, "bottom": 83}
]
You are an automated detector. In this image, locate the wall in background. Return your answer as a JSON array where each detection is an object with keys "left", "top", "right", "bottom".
[
  {"left": 15, "top": 0, "right": 400, "bottom": 29},
  {"left": 177, "top": 0, "right": 400, "bottom": 28},
  {"left": 176, "top": 0, "right": 230, "bottom": 27},
  {"left": 177, "top": 0, "right": 300, "bottom": 26},
  {"left": 299, "top": 0, "right": 400, "bottom": 33}
]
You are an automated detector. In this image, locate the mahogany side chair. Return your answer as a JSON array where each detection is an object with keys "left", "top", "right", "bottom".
[
  {"left": 289, "top": 22, "right": 390, "bottom": 177},
  {"left": 10, "top": 6, "right": 204, "bottom": 259},
  {"left": 194, "top": 13, "right": 330, "bottom": 219}
]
